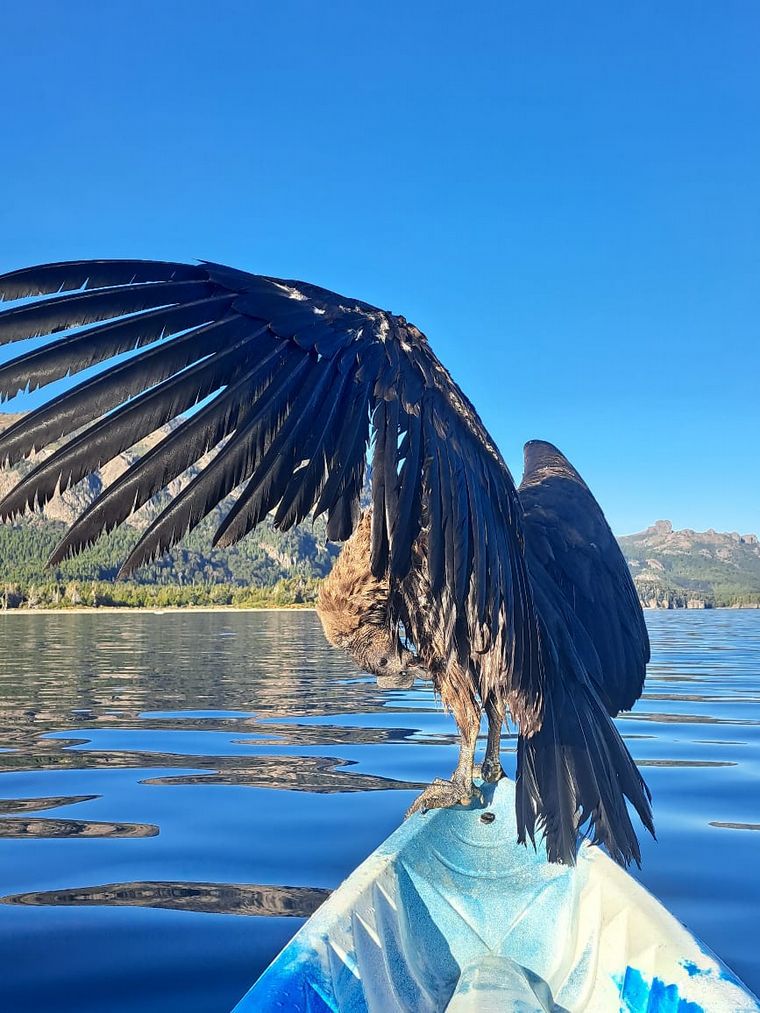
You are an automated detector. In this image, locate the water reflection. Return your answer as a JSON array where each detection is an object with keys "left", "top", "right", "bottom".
[
  {"left": 0, "top": 794, "right": 98, "bottom": 814},
  {"left": 3, "top": 881, "right": 330, "bottom": 918},
  {"left": 709, "top": 821, "right": 760, "bottom": 832},
  {"left": 0, "top": 741, "right": 423, "bottom": 792},
  {"left": 637, "top": 759, "right": 736, "bottom": 767},
  {"left": 142, "top": 753, "right": 425, "bottom": 792},
  {"left": 0, "top": 609, "right": 758, "bottom": 1012},
  {"left": 0, "top": 817, "right": 158, "bottom": 838}
]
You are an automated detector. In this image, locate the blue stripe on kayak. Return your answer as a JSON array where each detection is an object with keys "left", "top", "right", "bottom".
[{"left": 616, "top": 967, "right": 703, "bottom": 1012}]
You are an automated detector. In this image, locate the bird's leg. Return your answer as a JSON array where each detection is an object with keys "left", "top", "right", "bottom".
[
  {"left": 405, "top": 694, "right": 482, "bottom": 818},
  {"left": 481, "top": 695, "right": 506, "bottom": 783},
  {"left": 405, "top": 724, "right": 480, "bottom": 817}
]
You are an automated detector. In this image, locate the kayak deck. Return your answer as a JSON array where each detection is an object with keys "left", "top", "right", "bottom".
[{"left": 232, "top": 778, "right": 759, "bottom": 1012}]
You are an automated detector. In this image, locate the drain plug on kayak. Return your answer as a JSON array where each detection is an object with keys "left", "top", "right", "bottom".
[{"left": 480, "top": 812, "right": 495, "bottom": 824}]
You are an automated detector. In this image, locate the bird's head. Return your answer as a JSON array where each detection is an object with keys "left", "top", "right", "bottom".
[
  {"left": 350, "top": 629, "right": 429, "bottom": 689},
  {"left": 316, "top": 509, "right": 430, "bottom": 688},
  {"left": 318, "top": 603, "right": 429, "bottom": 688}
]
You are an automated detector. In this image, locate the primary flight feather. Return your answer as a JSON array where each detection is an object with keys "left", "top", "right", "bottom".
[{"left": 0, "top": 258, "right": 653, "bottom": 865}]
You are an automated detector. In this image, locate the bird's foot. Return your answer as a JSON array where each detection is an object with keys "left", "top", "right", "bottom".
[
  {"left": 480, "top": 757, "right": 505, "bottom": 783},
  {"left": 405, "top": 777, "right": 482, "bottom": 819}
]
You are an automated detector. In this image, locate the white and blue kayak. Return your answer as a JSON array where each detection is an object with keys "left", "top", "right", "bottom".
[{"left": 232, "top": 779, "right": 759, "bottom": 1012}]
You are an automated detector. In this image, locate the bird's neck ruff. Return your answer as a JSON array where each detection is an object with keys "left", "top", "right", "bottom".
[{"left": 316, "top": 511, "right": 389, "bottom": 655}]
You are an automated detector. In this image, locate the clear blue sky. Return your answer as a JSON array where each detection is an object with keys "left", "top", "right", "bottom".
[{"left": 1, "top": 2, "right": 757, "bottom": 535}]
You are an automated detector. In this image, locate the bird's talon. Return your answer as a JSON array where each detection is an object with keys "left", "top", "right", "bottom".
[
  {"left": 405, "top": 777, "right": 476, "bottom": 819},
  {"left": 480, "top": 758, "right": 505, "bottom": 784}
]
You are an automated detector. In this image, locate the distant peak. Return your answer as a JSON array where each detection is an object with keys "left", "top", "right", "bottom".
[{"left": 650, "top": 520, "right": 673, "bottom": 535}]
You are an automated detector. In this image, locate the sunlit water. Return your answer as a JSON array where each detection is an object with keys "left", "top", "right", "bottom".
[{"left": 0, "top": 609, "right": 758, "bottom": 1011}]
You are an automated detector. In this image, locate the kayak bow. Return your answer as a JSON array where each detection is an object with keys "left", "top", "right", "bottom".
[{"left": 233, "top": 779, "right": 759, "bottom": 1012}]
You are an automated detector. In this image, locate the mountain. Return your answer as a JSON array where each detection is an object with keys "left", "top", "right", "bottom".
[
  {"left": 619, "top": 520, "right": 760, "bottom": 608},
  {"left": 0, "top": 412, "right": 338, "bottom": 605},
  {"left": 0, "top": 414, "right": 758, "bottom": 608}
]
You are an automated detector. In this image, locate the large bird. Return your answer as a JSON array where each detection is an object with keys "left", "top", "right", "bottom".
[{"left": 0, "top": 259, "right": 653, "bottom": 865}]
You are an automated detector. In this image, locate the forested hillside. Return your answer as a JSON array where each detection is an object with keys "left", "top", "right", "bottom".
[
  {"left": 620, "top": 520, "right": 760, "bottom": 608},
  {"left": 1, "top": 413, "right": 758, "bottom": 608},
  {"left": 0, "top": 412, "right": 336, "bottom": 607}
]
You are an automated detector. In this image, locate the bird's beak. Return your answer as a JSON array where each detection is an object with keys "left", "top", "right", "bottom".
[
  {"left": 403, "top": 649, "right": 432, "bottom": 682},
  {"left": 376, "top": 671, "right": 415, "bottom": 690},
  {"left": 376, "top": 663, "right": 431, "bottom": 689},
  {"left": 407, "top": 664, "right": 432, "bottom": 682}
]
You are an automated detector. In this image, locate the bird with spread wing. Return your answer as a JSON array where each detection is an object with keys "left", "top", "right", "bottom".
[{"left": 0, "top": 259, "right": 654, "bottom": 866}]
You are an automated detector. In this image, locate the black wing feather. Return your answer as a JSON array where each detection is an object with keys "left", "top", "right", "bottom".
[
  {"left": 319, "top": 377, "right": 373, "bottom": 542},
  {"left": 272, "top": 364, "right": 356, "bottom": 530},
  {"left": 0, "top": 318, "right": 263, "bottom": 521},
  {"left": 423, "top": 415, "right": 445, "bottom": 597},
  {"left": 389, "top": 408, "right": 423, "bottom": 578},
  {"left": 0, "top": 313, "right": 255, "bottom": 476},
  {"left": 0, "top": 280, "right": 217, "bottom": 345},
  {"left": 370, "top": 399, "right": 390, "bottom": 574},
  {"left": 48, "top": 356, "right": 284, "bottom": 565},
  {"left": 0, "top": 259, "right": 207, "bottom": 303},
  {"left": 211, "top": 356, "right": 337, "bottom": 546},
  {"left": 0, "top": 259, "right": 543, "bottom": 739},
  {"left": 119, "top": 347, "right": 310, "bottom": 574},
  {"left": 0, "top": 295, "right": 235, "bottom": 402}
]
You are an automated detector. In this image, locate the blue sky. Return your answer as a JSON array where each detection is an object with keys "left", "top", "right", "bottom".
[{"left": 0, "top": 2, "right": 757, "bottom": 535}]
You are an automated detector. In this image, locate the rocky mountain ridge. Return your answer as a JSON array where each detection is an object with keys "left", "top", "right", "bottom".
[
  {"left": 619, "top": 520, "right": 760, "bottom": 608},
  {"left": 0, "top": 413, "right": 757, "bottom": 607}
]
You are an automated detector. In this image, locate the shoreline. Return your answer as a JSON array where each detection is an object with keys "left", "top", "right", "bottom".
[
  {"left": 0, "top": 605, "right": 317, "bottom": 615},
  {"left": 1, "top": 604, "right": 758, "bottom": 615}
]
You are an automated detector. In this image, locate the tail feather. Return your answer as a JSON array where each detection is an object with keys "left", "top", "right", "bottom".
[
  {"left": 516, "top": 440, "right": 654, "bottom": 867},
  {"left": 517, "top": 675, "right": 653, "bottom": 867}
]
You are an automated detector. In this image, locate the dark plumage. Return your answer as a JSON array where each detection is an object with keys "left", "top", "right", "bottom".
[
  {"left": 0, "top": 259, "right": 653, "bottom": 865},
  {"left": 516, "top": 441, "right": 653, "bottom": 865}
]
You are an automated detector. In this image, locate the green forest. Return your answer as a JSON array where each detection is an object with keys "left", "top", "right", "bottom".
[
  {"left": 1, "top": 512, "right": 759, "bottom": 610},
  {"left": 0, "top": 515, "right": 335, "bottom": 609}
]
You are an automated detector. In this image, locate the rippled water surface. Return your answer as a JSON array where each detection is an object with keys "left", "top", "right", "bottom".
[{"left": 0, "top": 609, "right": 758, "bottom": 1011}]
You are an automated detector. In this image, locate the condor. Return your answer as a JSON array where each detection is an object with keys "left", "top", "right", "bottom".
[{"left": 0, "top": 259, "right": 653, "bottom": 866}]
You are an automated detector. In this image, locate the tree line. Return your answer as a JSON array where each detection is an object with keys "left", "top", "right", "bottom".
[{"left": 0, "top": 516, "right": 333, "bottom": 609}]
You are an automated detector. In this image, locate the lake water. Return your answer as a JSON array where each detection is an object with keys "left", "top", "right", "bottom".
[{"left": 0, "top": 609, "right": 758, "bottom": 1011}]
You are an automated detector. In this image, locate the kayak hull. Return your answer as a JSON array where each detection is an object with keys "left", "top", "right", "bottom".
[{"left": 233, "top": 779, "right": 759, "bottom": 1012}]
